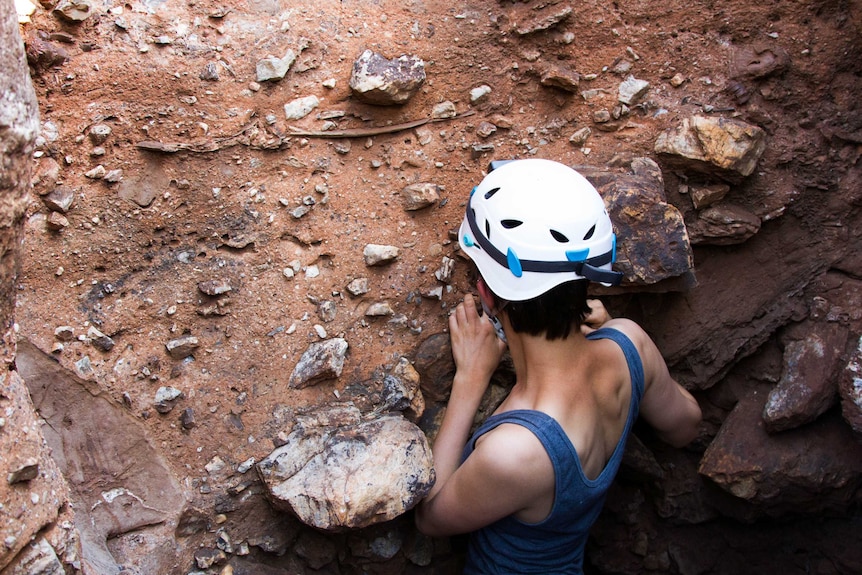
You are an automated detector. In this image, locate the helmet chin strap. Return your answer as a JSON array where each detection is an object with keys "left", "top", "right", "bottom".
[{"left": 464, "top": 198, "right": 624, "bottom": 286}]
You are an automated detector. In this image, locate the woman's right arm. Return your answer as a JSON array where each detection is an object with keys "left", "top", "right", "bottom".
[{"left": 583, "top": 300, "right": 702, "bottom": 447}]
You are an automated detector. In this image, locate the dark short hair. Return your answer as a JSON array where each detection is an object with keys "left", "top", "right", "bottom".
[{"left": 489, "top": 279, "right": 591, "bottom": 340}]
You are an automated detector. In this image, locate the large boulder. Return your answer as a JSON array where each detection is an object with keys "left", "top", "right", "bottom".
[
  {"left": 699, "top": 387, "right": 862, "bottom": 515},
  {"left": 655, "top": 115, "right": 767, "bottom": 182},
  {"left": 257, "top": 409, "right": 434, "bottom": 531}
]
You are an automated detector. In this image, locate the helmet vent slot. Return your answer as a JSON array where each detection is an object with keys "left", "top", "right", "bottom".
[
  {"left": 484, "top": 187, "right": 501, "bottom": 200},
  {"left": 485, "top": 220, "right": 491, "bottom": 239},
  {"left": 501, "top": 219, "right": 523, "bottom": 229},
  {"left": 583, "top": 224, "right": 596, "bottom": 241},
  {"left": 550, "top": 229, "right": 569, "bottom": 243}
]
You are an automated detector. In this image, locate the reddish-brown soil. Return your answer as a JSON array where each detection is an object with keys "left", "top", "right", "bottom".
[{"left": 14, "top": 0, "right": 862, "bottom": 572}]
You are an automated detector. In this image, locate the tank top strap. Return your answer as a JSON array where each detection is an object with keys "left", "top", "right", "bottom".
[
  {"left": 464, "top": 409, "right": 581, "bottom": 484},
  {"left": 586, "top": 327, "right": 645, "bottom": 401}
]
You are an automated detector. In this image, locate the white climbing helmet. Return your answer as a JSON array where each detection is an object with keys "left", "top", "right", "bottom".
[{"left": 458, "top": 158, "right": 622, "bottom": 301}]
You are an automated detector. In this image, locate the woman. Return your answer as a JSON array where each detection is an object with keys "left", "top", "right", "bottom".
[{"left": 415, "top": 159, "right": 702, "bottom": 574}]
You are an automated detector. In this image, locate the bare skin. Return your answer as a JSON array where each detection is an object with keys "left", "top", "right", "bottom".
[{"left": 414, "top": 294, "right": 702, "bottom": 538}]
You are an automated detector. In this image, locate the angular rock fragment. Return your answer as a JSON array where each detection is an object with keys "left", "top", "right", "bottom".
[
  {"left": 687, "top": 204, "right": 761, "bottom": 245},
  {"left": 363, "top": 244, "right": 400, "bottom": 266},
  {"left": 256, "top": 50, "right": 296, "bottom": 82},
  {"left": 198, "top": 279, "right": 232, "bottom": 296},
  {"left": 7, "top": 458, "right": 39, "bottom": 484},
  {"left": 365, "top": 302, "right": 394, "bottom": 317},
  {"left": 45, "top": 212, "right": 69, "bottom": 232},
  {"left": 431, "top": 101, "right": 457, "bottom": 119},
  {"left": 469, "top": 85, "right": 491, "bottom": 104},
  {"left": 349, "top": 50, "right": 426, "bottom": 106},
  {"left": 401, "top": 182, "right": 440, "bottom": 211},
  {"left": 284, "top": 95, "right": 319, "bottom": 120},
  {"left": 434, "top": 256, "right": 456, "bottom": 283},
  {"left": 289, "top": 338, "right": 349, "bottom": 389},
  {"left": 762, "top": 323, "right": 848, "bottom": 433},
  {"left": 689, "top": 182, "right": 730, "bottom": 209},
  {"left": 89, "top": 124, "right": 111, "bottom": 145},
  {"left": 165, "top": 335, "right": 199, "bottom": 359},
  {"left": 569, "top": 127, "right": 591, "bottom": 147},
  {"left": 154, "top": 386, "right": 183, "bottom": 414},
  {"left": 53, "top": 0, "right": 92, "bottom": 22},
  {"left": 582, "top": 159, "right": 694, "bottom": 286},
  {"left": 257, "top": 414, "right": 434, "bottom": 530},
  {"left": 699, "top": 388, "right": 862, "bottom": 513},
  {"left": 412, "top": 333, "right": 455, "bottom": 402},
  {"left": 346, "top": 277, "right": 369, "bottom": 296},
  {"left": 838, "top": 334, "right": 862, "bottom": 434},
  {"left": 26, "top": 33, "right": 70, "bottom": 71},
  {"left": 618, "top": 75, "right": 650, "bottom": 106},
  {"left": 87, "top": 326, "right": 115, "bottom": 352},
  {"left": 512, "top": 5, "right": 572, "bottom": 35},
  {"left": 655, "top": 115, "right": 767, "bottom": 181},
  {"left": 541, "top": 64, "right": 580, "bottom": 92}
]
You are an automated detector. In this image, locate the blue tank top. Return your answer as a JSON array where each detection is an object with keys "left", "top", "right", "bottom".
[{"left": 461, "top": 328, "right": 645, "bottom": 575}]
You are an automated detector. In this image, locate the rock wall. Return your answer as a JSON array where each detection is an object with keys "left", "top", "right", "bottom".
[
  {"left": 3, "top": 0, "right": 862, "bottom": 574},
  {"left": 0, "top": 1, "right": 81, "bottom": 573}
]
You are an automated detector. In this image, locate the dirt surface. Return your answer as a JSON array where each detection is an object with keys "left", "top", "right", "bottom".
[{"left": 13, "top": 0, "right": 862, "bottom": 571}]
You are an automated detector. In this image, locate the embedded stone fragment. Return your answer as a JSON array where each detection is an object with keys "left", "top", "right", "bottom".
[
  {"left": 346, "top": 277, "right": 369, "bottom": 296},
  {"left": 257, "top": 414, "right": 434, "bottom": 531},
  {"left": 699, "top": 388, "right": 862, "bottom": 513},
  {"left": 25, "top": 33, "right": 69, "bottom": 71},
  {"left": 7, "top": 458, "right": 39, "bottom": 484},
  {"left": 434, "top": 256, "right": 455, "bottom": 283},
  {"left": 365, "top": 302, "right": 394, "bottom": 317},
  {"left": 46, "top": 211, "right": 69, "bottom": 231},
  {"left": 412, "top": 333, "right": 455, "bottom": 402},
  {"left": 154, "top": 386, "right": 183, "bottom": 413},
  {"left": 89, "top": 124, "right": 112, "bottom": 144},
  {"left": 838, "top": 334, "right": 862, "bottom": 434},
  {"left": 689, "top": 183, "right": 730, "bottom": 209},
  {"left": 569, "top": 127, "right": 591, "bottom": 147},
  {"left": 363, "top": 244, "right": 400, "bottom": 266},
  {"left": 256, "top": 50, "right": 296, "bottom": 82},
  {"left": 431, "top": 101, "right": 457, "bottom": 119},
  {"left": 87, "top": 326, "right": 115, "bottom": 352},
  {"left": 42, "top": 186, "right": 75, "bottom": 214},
  {"left": 687, "top": 204, "right": 761, "bottom": 246},
  {"left": 469, "top": 85, "right": 491, "bottom": 104},
  {"left": 289, "top": 338, "right": 349, "bottom": 389},
  {"left": 762, "top": 322, "right": 848, "bottom": 433},
  {"left": 618, "top": 75, "right": 650, "bottom": 105},
  {"left": 53, "top": 0, "right": 92, "bottom": 22},
  {"left": 540, "top": 64, "right": 580, "bottom": 93},
  {"left": 165, "top": 335, "right": 199, "bottom": 359},
  {"left": 401, "top": 182, "right": 440, "bottom": 211},
  {"left": 582, "top": 158, "right": 695, "bottom": 286},
  {"left": 198, "top": 279, "right": 232, "bottom": 296},
  {"left": 655, "top": 115, "right": 767, "bottom": 181},
  {"left": 349, "top": 50, "right": 426, "bottom": 106},
  {"left": 512, "top": 5, "right": 572, "bottom": 35},
  {"left": 284, "top": 95, "right": 320, "bottom": 120}
]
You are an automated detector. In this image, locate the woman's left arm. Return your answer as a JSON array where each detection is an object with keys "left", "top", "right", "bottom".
[{"left": 414, "top": 295, "right": 512, "bottom": 536}]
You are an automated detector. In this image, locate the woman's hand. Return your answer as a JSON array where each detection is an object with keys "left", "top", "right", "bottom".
[
  {"left": 581, "top": 298, "right": 612, "bottom": 335},
  {"left": 449, "top": 295, "right": 507, "bottom": 400}
]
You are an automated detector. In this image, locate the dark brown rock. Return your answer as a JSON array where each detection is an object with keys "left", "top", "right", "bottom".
[
  {"left": 349, "top": 50, "right": 426, "bottom": 106},
  {"left": 699, "top": 387, "right": 862, "bottom": 513},
  {"left": 687, "top": 204, "right": 762, "bottom": 246},
  {"left": 838, "top": 333, "right": 862, "bottom": 434},
  {"left": 762, "top": 321, "right": 848, "bottom": 433}
]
